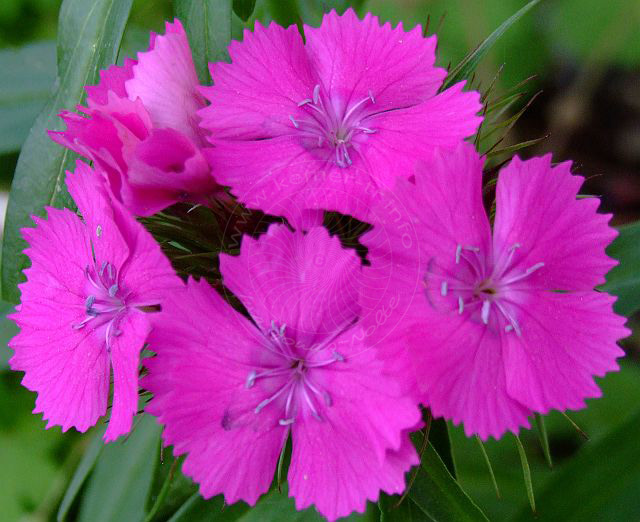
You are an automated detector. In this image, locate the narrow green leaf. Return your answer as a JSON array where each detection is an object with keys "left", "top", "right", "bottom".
[
  {"left": 0, "top": 300, "right": 18, "bottom": 371},
  {"left": 534, "top": 413, "right": 553, "bottom": 469},
  {"left": 0, "top": 41, "right": 56, "bottom": 154},
  {"left": 442, "top": 0, "right": 541, "bottom": 89},
  {"left": 474, "top": 436, "right": 500, "bottom": 499},
  {"left": 56, "top": 430, "right": 104, "bottom": 522},
  {"left": 514, "top": 435, "right": 536, "bottom": 514},
  {"left": 485, "top": 136, "right": 549, "bottom": 158},
  {"left": 1, "top": 0, "right": 133, "bottom": 304},
  {"left": 513, "top": 408, "right": 640, "bottom": 521},
  {"left": 77, "top": 415, "right": 161, "bottom": 522},
  {"left": 232, "top": 0, "right": 256, "bottom": 21},
  {"left": 602, "top": 221, "right": 640, "bottom": 316},
  {"left": 406, "top": 433, "right": 489, "bottom": 521},
  {"left": 144, "top": 458, "right": 180, "bottom": 522},
  {"left": 379, "top": 494, "right": 423, "bottom": 522},
  {"left": 167, "top": 493, "right": 249, "bottom": 522},
  {"left": 175, "top": 0, "right": 233, "bottom": 83},
  {"left": 429, "top": 417, "right": 456, "bottom": 478}
]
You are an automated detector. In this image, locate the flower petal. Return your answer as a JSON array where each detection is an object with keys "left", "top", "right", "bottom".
[
  {"left": 493, "top": 155, "right": 618, "bottom": 290},
  {"left": 9, "top": 208, "right": 109, "bottom": 433},
  {"left": 503, "top": 290, "right": 629, "bottom": 414},
  {"left": 104, "top": 310, "right": 151, "bottom": 442},
  {"left": 144, "top": 278, "right": 286, "bottom": 505},
  {"left": 288, "top": 338, "right": 419, "bottom": 520},
  {"left": 86, "top": 58, "right": 136, "bottom": 107},
  {"left": 206, "top": 137, "right": 382, "bottom": 224},
  {"left": 126, "top": 20, "right": 206, "bottom": 145},
  {"left": 360, "top": 82, "right": 482, "bottom": 185},
  {"left": 305, "top": 9, "right": 445, "bottom": 111},
  {"left": 360, "top": 143, "right": 491, "bottom": 344},
  {"left": 200, "top": 21, "right": 317, "bottom": 140},
  {"left": 410, "top": 312, "right": 531, "bottom": 440},
  {"left": 219, "top": 224, "right": 362, "bottom": 345}
]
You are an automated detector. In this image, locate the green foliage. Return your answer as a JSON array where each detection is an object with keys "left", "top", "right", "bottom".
[
  {"left": 77, "top": 415, "right": 160, "bottom": 522},
  {"left": 233, "top": 0, "right": 256, "bottom": 21},
  {"left": 513, "top": 407, "right": 640, "bottom": 521},
  {"left": 0, "top": 41, "right": 56, "bottom": 154},
  {"left": 174, "top": 0, "right": 234, "bottom": 83},
  {"left": 0, "top": 0, "right": 134, "bottom": 304},
  {"left": 442, "top": 0, "right": 540, "bottom": 90},
  {"left": 603, "top": 221, "right": 640, "bottom": 316}
]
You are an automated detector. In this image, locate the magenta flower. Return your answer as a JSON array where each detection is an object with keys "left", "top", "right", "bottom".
[
  {"left": 200, "top": 9, "right": 482, "bottom": 225},
  {"left": 362, "top": 144, "right": 630, "bottom": 440},
  {"left": 9, "top": 162, "right": 181, "bottom": 441},
  {"left": 50, "top": 20, "right": 219, "bottom": 217},
  {"left": 144, "top": 224, "right": 420, "bottom": 520}
]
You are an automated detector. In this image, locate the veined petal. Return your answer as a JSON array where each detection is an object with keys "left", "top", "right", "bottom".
[
  {"left": 144, "top": 278, "right": 286, "bottom": 505},
  {"left": 305, "top": 9, "right": 445, "bottom": 110},
  {"left": 126, "top": 20, "right": 206, "bottom": 145},
  {"left": 493, "top": 155, "right": 618, "bottom": 290},
  {"left": 503, "top": 290, "right": 629, "bottom": 414},
  {"left": 220, "top": 224, "right": 362, "bottom": 348},
  {"left": 200, "top": 21, "right": 318, "bottom": 140},
  {"left": 104, "top": 311, "right": 151, "bottom": 442},
  {"left": 410, "top": 312, "right": 532, "bottom": 440}
]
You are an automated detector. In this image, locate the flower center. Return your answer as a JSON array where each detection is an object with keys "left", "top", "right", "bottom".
[
  {"left": 290, "top": 84, "right": 377, "bottom": 168},
  {"left": 436, "top": 243, "right": 544, "bottom": 335},
  {"left": 245, "top": 321, "right": 345, "bottom": 426},
  {"left": 73, "top": 260, "right": 127, "bottom": 350}
]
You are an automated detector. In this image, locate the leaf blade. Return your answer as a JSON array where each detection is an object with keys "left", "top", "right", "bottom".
[
  {"left": 175, "top": 0, "right": 233, "bottom": 83},
  {"left": 442, "top": 0, "right": 541, "bottom": 89},
  {"left": 1, "top": 0, "right": 133, "bottom": 303},
  {"left": 602, "top": 221, "right": 640, "bottom": 316}
]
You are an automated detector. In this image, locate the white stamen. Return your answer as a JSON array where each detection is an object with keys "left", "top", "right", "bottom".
[
  {"left": 481, "top": 300, "right": 491, "bottom": 325},
  {"left": 505, "top": 325, "right": 514, "bottom": 332},
  {"left": 96, "top": 225, "right": 102, "bottom": 238},
  {"left": 455, "top": 244, "right": 462, "bottom": 264},
  {"left": 279, "top": 418, "right": 295, "bottom": 426},
  {"left": 297, "top": 98, "right": 312, "bottom": 107},
  {"left": 458, "top": 296, "right": 464, "bottom": 314},
  {"left": 289, "top": 115, "right": 299, "bottom": 128},
  {"left": 368, "top": 90, "right": 375, "bottom": 103},
  {"left": 313, "top": 84, "right": 321, "bottom": 104},
  {"left": 440, "top": 281, "right": 448, "bottom": 296}
]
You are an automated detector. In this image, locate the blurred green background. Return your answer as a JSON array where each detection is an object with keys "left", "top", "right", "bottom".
[{"left": 0, "top": 0, "right": 638, "bottom": 520}]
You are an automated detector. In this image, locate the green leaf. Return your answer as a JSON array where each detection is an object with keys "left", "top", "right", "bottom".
[
  {"left": 513, "top": 408, "right": 640, "bottom": 521},
  {"left": 232, "top": 0, "right": 256, "bottom": 21},
  {"left": 0, "top": 41, "right": 56, "bottom": 154},
  {"left": 0, "top": 300, "right": 18, "bottom": 371},
  {"left": 0, "top": 0, "right": 133, "bottom": 304},
  {"left": 534, "top": 413, "right": 553, "bottom": 469},
  {"left": 265, "top": 0, "right": 301, "bottom": 28},
  {"left": 398, "top": 434, "right": 488, "bottom": 521},
  {"left": 474, "top": 437, "right": 500, "bottom": 499},
  {"left": 175, "top": 0, "right": 233, "bottom": 83},
  {"left": 379, "top": 493, "right": 424, "bottom": 521},
  {"left": 167, "top": 493, "right": 249, "bottom": 522},
  {"left": 77, "top": 415, "right": 161, "bottom": 522},
  {"left": 442, "top": 0, "right": 541, "bottom": 89},
  {"left": 602, "top": 221, "right": 640, "bottom": 316},
  {"left": 514, "top": 435, "right": 535, "bottom": 514},
  {"left": 57, "top": 429, "right": 104, "bottom": 522}
]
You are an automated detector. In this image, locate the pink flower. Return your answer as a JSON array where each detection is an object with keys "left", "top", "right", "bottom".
[
  {"left": 50, "top": 20, "right": 219, "bottom": 217},
  {"left": 362, "top": 143, "right": 630, "bottom": 440},
  {"left": 143, "top": 224, "right": 420, "bottom": 520},
  {"left": 200, "top": 9, "right": 482, "bottom": 225},
  {"left": 9, "top": 162, "right": 181, "bottom": 441}
]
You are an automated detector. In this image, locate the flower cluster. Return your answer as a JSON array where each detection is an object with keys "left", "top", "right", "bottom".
[{"left": 8, "top": 11, "right": 628, "bottom": 521}]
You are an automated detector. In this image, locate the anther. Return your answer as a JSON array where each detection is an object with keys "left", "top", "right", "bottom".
[
  {"left": 458, "top": 296, "right": 464, "bottom": 314},
  {"left": 108, "top": 284, "right": 118, "bottom": 298},
  {"left": 289, "top": 115, "right": 299, "bottom": 128},
  {"left": 279, "top": 418, "right": 295, "bottom": 426},
  {"left": 96, "top": 225, "right": 102, "bottom": 238},
  {"left": 313, "top": 84, "right": 321, "bottom": 105},
  {"left": 455, "top": 244, "right": 462, "bottom": 264},
  {"left": 440, "top": 281, "right": 448, "bottom": 296},
  {"left": 246, "top": 370, "right": 257, "bottom": 389}
]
